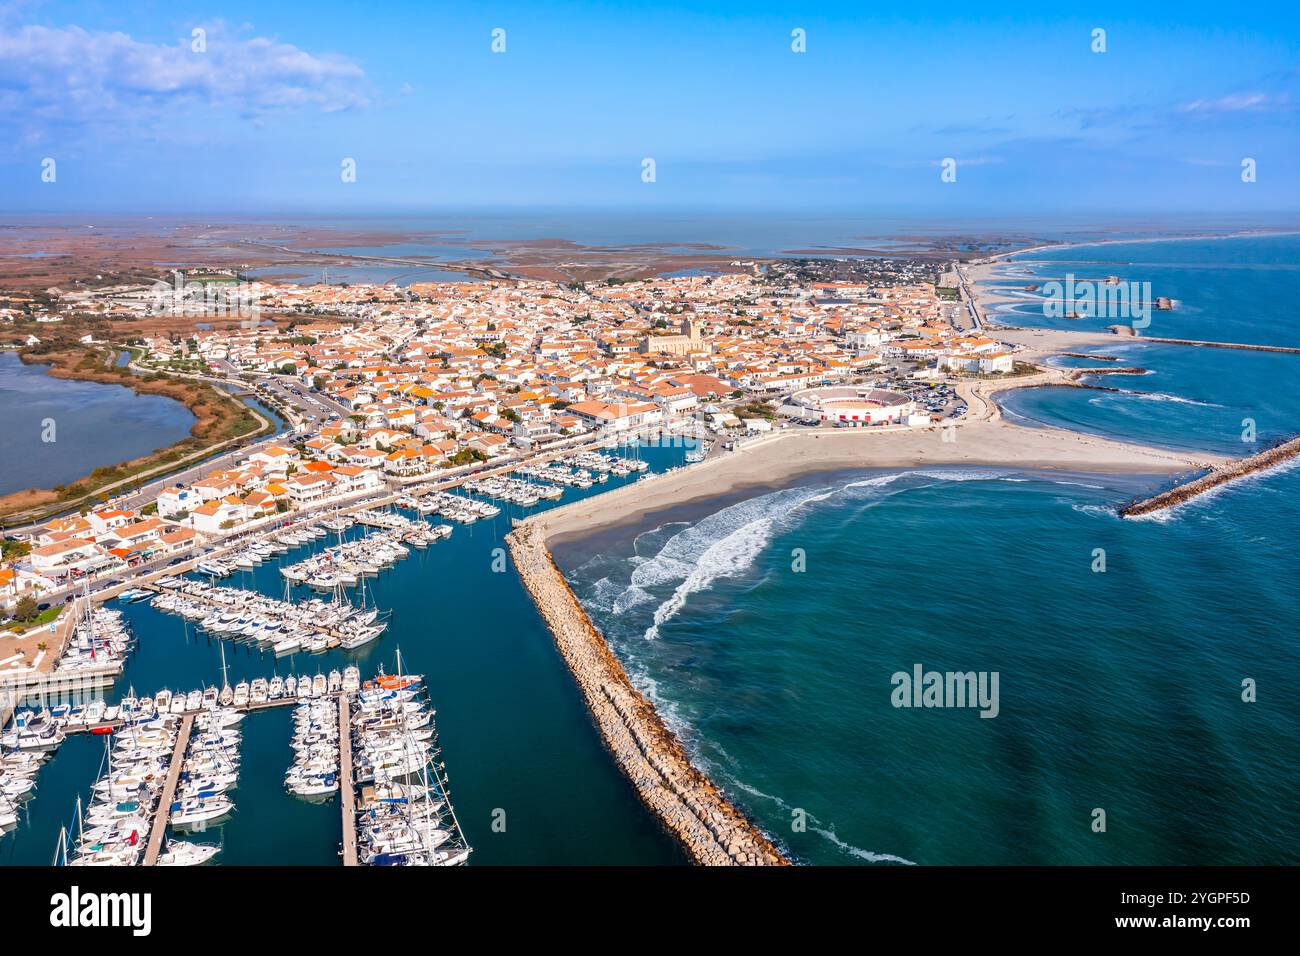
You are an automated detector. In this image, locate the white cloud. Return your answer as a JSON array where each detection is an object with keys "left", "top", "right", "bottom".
[
  {"left": 0, "top": 21, "right": 368, "bottom": 128},
  {"left": 1177, "top": 92, "right": 1286, "bottom": 114}
]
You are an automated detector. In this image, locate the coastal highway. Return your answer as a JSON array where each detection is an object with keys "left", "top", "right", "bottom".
[
  {"left": 98, "top": 359, "right": 364, "bottom": 509},
  {"left": 951, "top": 263, "right": 983, "bottom": 331}
]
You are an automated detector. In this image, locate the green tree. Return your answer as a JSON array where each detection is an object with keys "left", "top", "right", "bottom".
[{"left": 14, "top": 594, "right": 38, "bottom": 622}]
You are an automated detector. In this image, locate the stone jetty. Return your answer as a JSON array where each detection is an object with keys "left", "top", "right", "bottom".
[
  {"left": 1121, "top": 434, "right": 1300, "bottom": 518},
  {"left": 1140, "top": 336, "right": 1300, "bottom": 355},
  {"left": 506, "top": 523, "right": 789, "bottom": 866}
]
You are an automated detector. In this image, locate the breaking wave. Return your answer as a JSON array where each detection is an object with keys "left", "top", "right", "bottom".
[
  {"left": 635, "top": 470, "right": 1006, "bottom": 639},
  {"left": 1115, "top": 389, "right": 1223, "bottom": 408},
  {"left": 729, "top": 780, "right": 916, "bottom": 865}
]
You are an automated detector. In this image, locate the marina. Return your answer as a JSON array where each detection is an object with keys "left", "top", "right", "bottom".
[
  {"left": 148, "top": 577, "right": 388, "bottom": 653},
  {"left": 2, "top": 445, "right": 680, "bottom": 866},
  {"left": 7, "top": 659, "right": 470, "bottom": 866},
  {"left": 346, "top": 664, "right": 471, "bottom": 866}
]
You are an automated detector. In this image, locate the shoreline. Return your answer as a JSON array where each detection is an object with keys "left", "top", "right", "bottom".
[
  {"left": 0, "top": 346, "right": 271, "bottom": 523},
  {"left": 506, "top": 522, "right": 790, "bottom": 865},
  {"left": 982, "top": 229, "right": 1300, "bottom": 265},
  {"left": 965, "top": 229, "right": 1300, "bottom": 333},
  {"left": 513, "top": 415, "right": 1225, "bottom": 865},
  {"left": 531, "top": 418, "right": 1227, "bottom": 547}
]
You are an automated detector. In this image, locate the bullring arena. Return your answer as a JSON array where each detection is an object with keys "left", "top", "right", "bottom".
[{"left": 787, "top": 386, "right": 916, "bottom": 425}]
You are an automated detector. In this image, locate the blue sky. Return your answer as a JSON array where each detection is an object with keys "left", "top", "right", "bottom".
[{"left": 1, "top": 0, "right": 1297, "bottom": 217}]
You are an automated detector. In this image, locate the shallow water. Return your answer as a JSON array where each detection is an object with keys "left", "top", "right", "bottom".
[{"left": 0, "top": 352, "right": 196, "bottom": 497}]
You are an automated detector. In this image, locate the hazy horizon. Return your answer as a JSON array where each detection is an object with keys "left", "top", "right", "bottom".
[{"left": 2, "top": 1, "right": 1297, "bottom": 216}]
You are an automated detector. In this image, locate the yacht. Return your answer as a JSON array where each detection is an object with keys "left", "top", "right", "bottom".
[
  {"left": 169, "top": 796, "right": 234, "bottom": 827},
  {"left": 156, "top": 840, "right": 221, "bottom": 867}
]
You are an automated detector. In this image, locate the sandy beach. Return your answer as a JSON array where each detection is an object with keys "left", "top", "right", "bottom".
[{"left": 533, "top": 419, "right": 1229, "bottom": 544}]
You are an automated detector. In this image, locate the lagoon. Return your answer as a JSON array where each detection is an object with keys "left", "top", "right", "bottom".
[{"left": 0, "top": 351, "right": 197, "bottom": 498}]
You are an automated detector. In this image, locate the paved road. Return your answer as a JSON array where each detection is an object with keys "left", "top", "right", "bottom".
[
  {"left": 2, "top": 364, "right": 329, "bottom": 535},
  {"left": 215, "top": 360, "right": 352, "bottom": 426},
  {"left": 952, "top": 264, "right": 983, "bottom": 331}
]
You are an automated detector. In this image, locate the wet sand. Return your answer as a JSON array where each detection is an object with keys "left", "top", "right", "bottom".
[{"left": 534, "top": 421, "right": 1229, "bottom": 546}]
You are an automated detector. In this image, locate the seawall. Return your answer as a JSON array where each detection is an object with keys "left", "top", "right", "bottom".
[
  {"left": 506, "top": 522, "right": 790, "bottom": 866},
  {"left": 1140, "top": 337, "right": 1300, "bottom": 355},
  {"left": 1121, "top": 435, "right": 1300, "bottom": 517}
]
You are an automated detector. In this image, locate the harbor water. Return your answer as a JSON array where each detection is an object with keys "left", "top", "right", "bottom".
[{"left": 1, "top": 443, "right": 690, "bottom": 866}]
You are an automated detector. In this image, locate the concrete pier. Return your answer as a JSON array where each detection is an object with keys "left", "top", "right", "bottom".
[
  {"left": 507, "top": 524, "right": 788, "bottom": 866},
  {"left": 339, "top": 695, "right": 358, "bottom": 866},
  {"left": 143, "top": 713, "right": 194, "bottom": 866}
]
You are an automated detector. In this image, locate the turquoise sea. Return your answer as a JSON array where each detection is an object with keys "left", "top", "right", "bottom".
[{"left": 558, "top": 234, "right": 1300, "bottom": 865}]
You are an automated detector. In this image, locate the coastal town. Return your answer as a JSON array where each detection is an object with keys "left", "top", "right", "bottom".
[
  {"left": 0, "top": 259, "right": 1046, "bottom": 866},
  {"left": 2, "top": 251, "right": 1287, "bottom": 870},
  {"left": 1, "top": 264, "right": 1020, "bottom": 624}
]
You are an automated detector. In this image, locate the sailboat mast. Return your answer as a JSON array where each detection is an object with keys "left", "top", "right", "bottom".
[{"left": 53, "top": 825, "right": 68, "bottom": 866}]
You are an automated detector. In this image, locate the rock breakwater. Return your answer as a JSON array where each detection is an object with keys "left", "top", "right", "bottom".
[
  {"left": 1121, "top": 435, "right": 1300, "bottom": 517},
  {"left": 506, "top": 522, "right": 789, "bottom": 866}
]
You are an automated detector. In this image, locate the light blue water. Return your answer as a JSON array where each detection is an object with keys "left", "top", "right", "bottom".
[
  {"left": 981, "top": 233, "right": 1300, "bottom": 347},
  {"left": 0, "top": 352, "right": 197, "bottom": 497}
]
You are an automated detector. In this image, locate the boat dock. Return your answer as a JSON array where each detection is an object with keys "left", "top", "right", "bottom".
[
  {"left": 0, "top": 662, "right": 126, "bottom": 702},
  {"left": 144, "top": 581, "right": 355, "bottom": 647},
  {"left": 339, "top": 694, "right": 357, "bottom": 866},
  {"left": 142, "top": 713, "right": 194, "bottom": 866},
  {"left": 56, "top": 693, "right": 303, "bottom": 736},
  {"left": 1122, "top": 434, "right": 1300, "bottom": 517}
]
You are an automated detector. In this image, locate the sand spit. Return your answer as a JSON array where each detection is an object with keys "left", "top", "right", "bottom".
[{"left": 532, "top": 417, "right": 1224, "bottom": 545}]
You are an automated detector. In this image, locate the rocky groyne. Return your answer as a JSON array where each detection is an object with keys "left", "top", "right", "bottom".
[
  {"left": 1121, "top": 435, "right": 1300, "bottom": 518},
  {"left": 1140, "top": 337, "right": 1300, "bottom": 355},
  {"left": 506, "top": 523, "right": 790, "bottom": 866}
]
